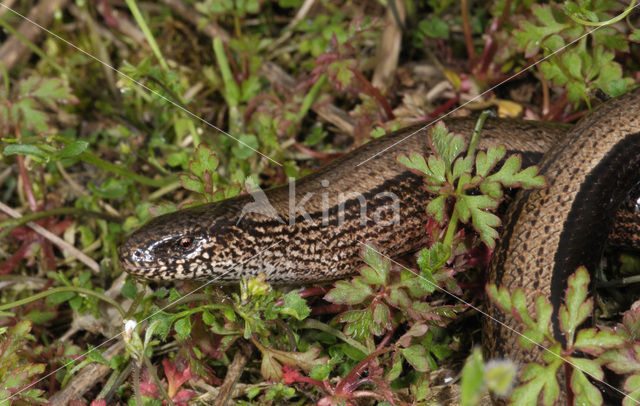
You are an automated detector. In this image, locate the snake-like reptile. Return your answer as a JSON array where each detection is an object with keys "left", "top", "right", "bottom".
[{"left": 119, "top": 88, "right": 640, "bottom": 400}]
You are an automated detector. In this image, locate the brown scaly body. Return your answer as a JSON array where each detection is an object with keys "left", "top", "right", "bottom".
[{"left": 484, "top": 89, "right": 640, "bottom": 403}]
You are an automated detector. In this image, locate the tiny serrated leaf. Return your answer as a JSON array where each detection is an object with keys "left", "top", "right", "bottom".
[
  {"left": 427, "top": 195, "right": 446, "bottom": 223},
  {"left": 397, "top": 153, "right": 429, "bottom": 175},
  {"left": 574, "top": 329, "right": 624, "bottom": 353},
  {"left": 174, "top": 317, "right": 192, "bottom": 340},
  {"left": 560, "top": 266, "right": 591, "bottom": 343},
  {"left": 401, "top": 345, "right": 430, "bottom": 372},
  {"left": 487, "top": 284, "right": 512, "bottom": 313},
  {"left": 361, "top": 243, "right": 389, "bottom": 283},
  {"left": 452, "top": 156, "right": 474, "bottom": 180},
  {"left": 570, "top": 367, "right": 603, "bottom": 405},
  {"left": 476, "top": 145, "right": 506, "bottom": 177},
  {"left": 280, "top": 292, "right": 311, "bottom": 320},
  {"left": 324, "top": 278, "right": 373, "bottom": 305}
]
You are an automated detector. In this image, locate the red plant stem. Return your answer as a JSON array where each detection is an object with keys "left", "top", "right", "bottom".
[
  {"left": 560, "top": 109, "right": 588, "bottom": 124},
  {"left": 14, "top": 126, "right": 37, "bottom": 211},
  {"left": 461, "top": 0, "right": 476, "bottom": 60},
  {"left": 335, "top": 347, "right": 392, "bottom": 395},
  {"left": 477, "top": 0, "right": 512, "bottom": 76},
  {"left": 543, "top": 91, "right": 568, "bottom": 122},
  {"left": 426, "top": 96, "right": 460, "bottom": 121},
  {"left": 376, "top": 324, "right": 396, "bottom": 351},
  {"left": 41, "top": 235, "right": 56, "bottom": 271},
  {"left": 351, "top": 390, "right": 387, "bottom": 400},
  {"left": 565, "top": 362, "right": 574, "bottom": 404},
  {"left": 538, "top": 65, "right": 550, "bottom": 116},
  {"left": 349, "top": 68, "right": 394, "bottom": 120},
  {"left": 17, "top": 158, "right": 38, "bottom": 212},
  {"left": 293, "top": 142, "right": 344, "bottom": 161},
  {"left": 298, "top": 286, "right": 331, "bottom": 299},
  {"left": 0, "top": 241, "right": 30, "bottom": 274},
  {"left": 310, "top": 303, "right": 349, "bottom": 315}
]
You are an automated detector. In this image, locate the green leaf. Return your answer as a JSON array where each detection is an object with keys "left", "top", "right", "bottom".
[
  {"left": 324, "top": 278, "right": 372, "bottom": 305},
  {"left": 3, "top": 144, "right": 48, "bottom": 162},
  {"left": 567, "top": 356, "right": 603, "bottom": 381},
  {"left": 174, "top": 317, "right": 192, "bottom": 340},
  {"left": 429, "top": 122, "right": 466, "bottom": 169},
  {"left": 360, "top": 243, "right": 389, "bottom": 285},
  {"left": 475, "top": 146, "right": 505, "bottom": 177},
  {"left": 15, "top": 99, "right": 48, "bottom": 132},
  {"left": 190, "top": 144, "right": 219, "bottom": 178},
  {"left": 510, "top": 358, "right": 562, "bottom": 405},
  {"left": 372, "top": 302, "right": 392, "bottom": 334},
  {"left": 279, "top": 292, "right": 310, "bottom": 320},
  {"left": 310, "top": 363, "right": 332, "bottom": 381},
  {"left": 514, "top": 4, "right": 570, "bottom": 57},
  {"left": 401, "top": 345, "right": 430, "bottom": 372},
  {"left": 121, "top": 279, "right": 138, "bottom": 300},
  {"left": 460, "top": 348, "right": 485, "bottom": 406},
  {"left": 339, "top": 308, "right": 374, "bottom": 339},
  {"left": 426, "top": 195, "right": 446, "bottom": 223},
  {"left": 231, "top": 133, "right": 259, "bottom": 159},
  {"left": 452, "top": 156, "right": 474, "bottom": 181},
  {"left": 487, "top": 284, "right": 512, "bottom": 313},
  {"left": 417, "top": 16, "right": 450, "bottom": 39},
  {"left": 455, "top": 195, "right": 500, "bottom": 248},
  {"left": 574, "top": 329, "right": 624, "bottom": 354},
  {"left": 417, "top": 242, "right": 450, "bottom": 271},
  {"left": 623, "top": 375, "right": 640, "bottom": 406},
  {"left": 180, "top": 174, "right": 205, "bottom": 194},
  {"left": 570, "top": 366, "right": 603, "bottom": 405},
  {"left": 559, "top": 266, "right": 592, "bottom": 344},
  {"left": 485, "top": 156, "right": 545, "bottom": 189}
]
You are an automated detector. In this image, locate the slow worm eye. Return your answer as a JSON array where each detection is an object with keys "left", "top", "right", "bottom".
[{"left": 178, "top": 237, "right": 192, "bottom": 250}]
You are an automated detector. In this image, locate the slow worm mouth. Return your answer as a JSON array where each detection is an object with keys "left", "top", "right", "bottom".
[{"left": 118, "top": 258, "right": 165, "bottom": 277}]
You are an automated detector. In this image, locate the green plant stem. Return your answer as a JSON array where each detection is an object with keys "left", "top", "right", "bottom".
[
  {"left": 443, "top": 110, "right": 494, "bottom": 248},
  {"left": 124, "top": 0, "right": 170, "bottom": 71},
  {"left": 124, "top": 290, "right": 146, "bottom": 321},
  {"left": 597, "top": 274, "right": 640, "bottom": 288},
  {"left": 78, "top": 151, "right": 171, "bottom": 188},
  {"left": 0, "top": 207, "right": 120, "bottom": 241},
  {"left": 148, "top": 180, "right": 181, "bottom": 201},
  {"left": 144, "top": 356, "right": 176, "bottom": 406},
  {"left": 133, "top": 362, "right": 143, "bottom": 406},
  {"left": 163, "top": 293, "right": 221, "bottom": 310},
  {"left": 567, "top": 0, "right": 636, "bottom": 27},
  {"left": 442, "top": 209, "right": 459, "bottom": 249},
  {"left": 301, "top": 319, "right": 369, "bottom": 354},
  {"left": 0, "top": 286, "right": 126, "bottom": 317},
  {"left": 213, "top": 37, "right": 240, "bottom": 108},
  {"left": 297, "top": 74, "right": 327, "bottom": 122},
  {"left": 97, "top": 361, "right": 132, "bottom": 400},
  {"left": 187, "top": 118, "right": 201, "bottom": 147},
  {"left": 467, "top": 110, "right": 495, "bottom": 158}
]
